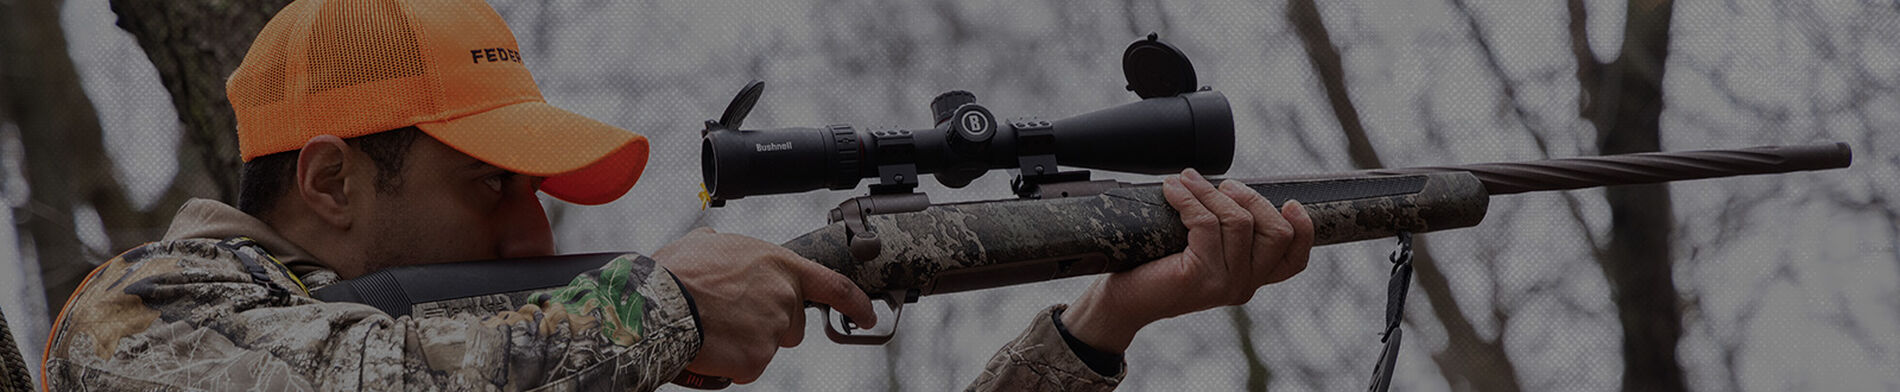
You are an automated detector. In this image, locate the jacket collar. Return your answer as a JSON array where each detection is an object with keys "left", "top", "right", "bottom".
[{"left": 162, "top": 198, "right": 339, "bottom": 288}]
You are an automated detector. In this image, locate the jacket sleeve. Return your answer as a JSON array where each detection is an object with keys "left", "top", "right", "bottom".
[
  {"left": 965, "top": 305, "right": 1124, "bottom": 392},
  {"left": 43, "top": 239, "right": 700, "bottom": 392}
]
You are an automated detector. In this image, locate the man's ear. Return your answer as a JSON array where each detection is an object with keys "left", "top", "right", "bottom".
[{"left": 295, "top": 135, "right": 357, "bottom": 229}]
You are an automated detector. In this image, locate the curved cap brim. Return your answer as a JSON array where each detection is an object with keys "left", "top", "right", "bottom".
[{"left": 416, "top": 101, "right": 648, "bottom": 205}]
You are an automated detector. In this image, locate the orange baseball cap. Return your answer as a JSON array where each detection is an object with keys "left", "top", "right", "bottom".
[{"left": 226, "top": 0, "right": 646, "bottom": 205}]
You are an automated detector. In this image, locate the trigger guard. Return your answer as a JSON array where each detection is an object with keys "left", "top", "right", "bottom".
[{"left": 821, "top": 291, "right": 905, "bottom": 345}]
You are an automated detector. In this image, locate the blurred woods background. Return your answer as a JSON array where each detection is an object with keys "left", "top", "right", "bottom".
[{"left": 2, "top": 0, "right": 1897, "bottom": 390}]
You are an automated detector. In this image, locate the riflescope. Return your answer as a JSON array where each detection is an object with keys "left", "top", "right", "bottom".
[{"left": 702, "top": 34, "right": 1233, "bottom": 205}]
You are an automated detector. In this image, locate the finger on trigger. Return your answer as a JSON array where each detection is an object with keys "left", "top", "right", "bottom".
[{"left": 785, "top": 257, "right": 879, "bottom": 328}]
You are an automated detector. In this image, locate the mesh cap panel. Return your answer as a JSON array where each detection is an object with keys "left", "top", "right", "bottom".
[
  {"left": 225, "top": 0, "right": 650, "bottom": 204},
  {"left": 305, "top": 0, "right": 428, "bottom": 95}
]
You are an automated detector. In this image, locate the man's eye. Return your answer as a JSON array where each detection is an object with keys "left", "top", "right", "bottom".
[{"left": 483, "top": 174, "right": 508, "bottom": 193}]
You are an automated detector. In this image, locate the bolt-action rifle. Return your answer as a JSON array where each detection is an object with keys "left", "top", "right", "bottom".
[{"left": 312, "top": 35, "right": 1853, "bottom": 389}]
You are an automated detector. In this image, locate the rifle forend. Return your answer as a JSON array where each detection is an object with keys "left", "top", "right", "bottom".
[{"left": 796, "top": 143, "right": 1851, "bottom": 343}]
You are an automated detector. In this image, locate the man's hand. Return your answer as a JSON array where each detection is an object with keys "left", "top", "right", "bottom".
[
  {"left": 1060, "top": 169, "right": 1315, "bottom": 353},
  {"left": 653, "top": 228, "right": 877, "bottom": 384}
]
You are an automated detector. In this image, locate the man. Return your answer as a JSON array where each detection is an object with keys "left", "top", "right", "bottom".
[{"left": 41, "top": 0, "right": 1313, "bottom": 390}]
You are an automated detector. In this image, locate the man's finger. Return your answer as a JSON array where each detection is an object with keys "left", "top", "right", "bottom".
[
  {"left": 767, "top": 268, "right": 807, "bottom": 347},
  {"left": 1183, "top": 172, "right": 1252, "bottom": 277},
  {"left": 1215, "top": 180, "right": 1267, "bottom": 281},
  {"left": 1224, "top": 183, "right": 1293, "bottom": 283},
  {"left": 1221, "top": 180, "right": 1288, "bottom": 242},
  {"left": 778, "top": 303, "right": 807, "bottom": 348},
  {"left": 1162, "top": 175, "right": 1222, "bottom": 263},
  {"left": 782, "top": 255, "right": 879, "bottom": 328},
  {"left": 1266, "top": 200, "right": 1315, "bottom": 283}
]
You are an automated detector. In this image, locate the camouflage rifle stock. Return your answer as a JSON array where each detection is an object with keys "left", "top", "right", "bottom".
[{"left": 796, "top": 142, "right": 1851, "bottom": 343}]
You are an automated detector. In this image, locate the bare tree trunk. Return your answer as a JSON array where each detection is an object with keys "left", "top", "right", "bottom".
[
  {"left": 1569, "top": 1, "right": 1687, "bottom": 391},
  {"left": 2, "top": 0, "right": 293, "bottom": 320},
  {"left": 106, "top": 0, "right": 294, "bottom": 207},
  {"left": 1286, "top": 1, "right": 1523, "bottom": 391},
  {"left": 1285, "top": 0, "right": 1379, "bottom": 171},
  {"left": 1, "top": 0, "right": 113, "bottom": 320}
]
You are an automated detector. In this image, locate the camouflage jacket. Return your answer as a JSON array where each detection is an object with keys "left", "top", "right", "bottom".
[
  {"left": 966, "top": 305, "right": 1126, "bottom": 392},
  {"left": 43, "top": 199, "right": 1123, "bottom": 391}
]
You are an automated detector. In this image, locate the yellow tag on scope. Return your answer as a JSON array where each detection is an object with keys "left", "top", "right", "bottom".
[{"left": 698, "top": 183, "right": 710, "bottom": 210}]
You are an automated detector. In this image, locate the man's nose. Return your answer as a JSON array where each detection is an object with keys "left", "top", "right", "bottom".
[{"left": 497, "top": 179, "right": 556, "bottom": 258}]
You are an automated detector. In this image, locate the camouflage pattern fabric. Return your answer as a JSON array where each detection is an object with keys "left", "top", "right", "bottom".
[
  {"left": 968, "top": 305, "right": 1124, "bottom": 392},
  {"left": 41, "top": 201, "right": 701, "bottom": 391},
  {"left": 534, "top": 257, "right": 667, "bottom": 347}
]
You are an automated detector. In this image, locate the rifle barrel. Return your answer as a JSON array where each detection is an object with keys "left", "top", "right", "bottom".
[{"left": 1363, "top": 143, "right": 1851, "bottom": 195}]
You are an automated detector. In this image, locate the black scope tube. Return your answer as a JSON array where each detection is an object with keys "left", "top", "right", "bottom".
[{"left": 702, "top": 90, "right": 1233, "bottom": 201}]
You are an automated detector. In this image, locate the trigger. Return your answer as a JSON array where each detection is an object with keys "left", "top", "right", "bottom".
[{"left": 821, "top": 290, "right": 906, "bottom": 345}]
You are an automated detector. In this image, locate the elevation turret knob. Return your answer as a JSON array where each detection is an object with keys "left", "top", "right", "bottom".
[{"left": 930, "top": 90, "right": 976, "bottom": 125}]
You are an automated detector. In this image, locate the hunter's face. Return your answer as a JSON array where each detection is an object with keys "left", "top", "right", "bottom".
[{"left": 352, "top": 136, "right": 556, "bottom": 275}]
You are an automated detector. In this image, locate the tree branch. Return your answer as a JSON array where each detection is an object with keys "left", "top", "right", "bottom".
[
  {"left": 2, "top": 0, "right": 115, "bottom": 317},
  {"left": 1582, "top": 1, "right": 1687, "bottom": 390},
  {"left": 1227, "top": 307, "right": 1273, "bottom": 391},
  {"left": 1287, "top": 0, "right": 1383, "bottom": 170},
  {"left": 108, "top": 0, "right": 295, "bottom": 204},
  {"left": 1568, "top": 0, "right": 1602, "bottom": 117},
  {"left": 1287, "top": 1, "right": 1523, "bottom": 390},
  {"left": 1445, "top": 0, "right": 1556, "bottom": 156}
]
